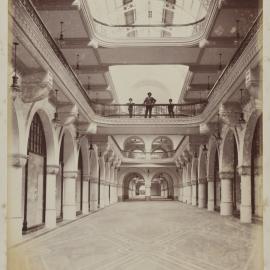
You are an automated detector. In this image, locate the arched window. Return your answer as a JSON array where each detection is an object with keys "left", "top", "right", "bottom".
[{"left": 23, "top": 113, "right": 47, "bottom": 233}]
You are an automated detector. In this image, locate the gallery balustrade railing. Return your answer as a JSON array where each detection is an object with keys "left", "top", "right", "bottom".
[
  {"left": 122, "top": 150, "right": 176, "bottom": 159},
  {"left": 92, "top": 102, "right": 207, "bottom": 118},
  {"left": 207, "top": 11, "right": 262, "bottom": 101}
]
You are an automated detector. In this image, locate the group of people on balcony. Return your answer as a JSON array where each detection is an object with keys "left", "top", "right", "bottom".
[{"left": 128, "top": 92, "right": 175, "bottom": 118}]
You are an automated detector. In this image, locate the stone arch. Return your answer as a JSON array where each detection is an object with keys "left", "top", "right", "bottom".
[
  {"left": 240, "top": 110, "right": 262, "bottom": 167},
  {"left": 207, "top": 136, "right": 219, "bottom": 179},
  {"left": 219, "top": 127, "right": 238, "bottom": 173},
  {"left": 219, "top": 127, "right": 241, "bottom": 215},
  {"left": 151, "top": 172, "right": 174, "bottom": 199},
  {"left": 123, "top": 136, "right": 145, "bottom": 149},
  {"left": 78, "top": 137, "right": 90, "bottom": 176},
  {"left": 59, "top": 127, "right": 76, "bottom": 171},
  {"left": 122, "top": 172, "right": 145, "bottom": 200},
  {"left": 152, "top": 136, "right": 174, "bottom": 149},
  {"left": 25, "top": 106, "right": 57, "bottom": 165}
]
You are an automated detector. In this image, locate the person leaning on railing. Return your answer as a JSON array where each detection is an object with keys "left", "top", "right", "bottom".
[{"left": 143, "top": 92, "right": 156, "bottom": 118}]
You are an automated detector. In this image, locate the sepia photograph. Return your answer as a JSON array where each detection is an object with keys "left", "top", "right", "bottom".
[{"left": 0, "top": 0, "right": 269, "bottom": 269}]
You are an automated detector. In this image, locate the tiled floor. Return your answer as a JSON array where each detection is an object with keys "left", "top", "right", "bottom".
[{"left": 8, "top": 202, "right": 263, "bottom": 270}]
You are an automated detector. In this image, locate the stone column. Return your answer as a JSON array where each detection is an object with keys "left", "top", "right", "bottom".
[
  {"left": 198, "top": 177, "right": 207, "bottom": 208},
  {"left": 7, "top": 154, "right": 27, "bottom": 246},
  {"left": 46, "top": 165, "right": 59, "bottom": 228},
  {"left": 191, "top": 179, "right": 197, "bottom": 206},
  {"left": 63, "top": 171, "right": 78, "bottom": 220},
  {"left": 110, "top": 165, "right": 115, "bottom": 204},
  {"left": 145, "top": 184, "right": 151, "bottom": 200},
  {"left": 179, "top": 183, "right": 183, "bottom": 202},
  {"left": 186, "top": 162, "right": 192, "bottom": 205},
  {"left": 113, "top": 167, "right": 118, "bottom": 203},
  {"left": 104, "top": 161, "right": 110, "bottom": 206},
  {"left": 99, "top": 156, "right": 106, "bottom": 209},
  {"left": 82, "top": 174, "right": 90, "bottom": 215},
  {"left": 173, "top": 185, "right": 179, "bottom": 201},
  {"left": 182, "top": 166, "right": 187, "bottom": 202},
  {"left": 117, "top": 183, "right": 123, "bottom": 202},
  {"left": 90, "top": 176, "right": 98, "bottom": 211},
  {"left": 238, "top": 166, "right": 252, "bottom": 223},
  {"left": 207, "top": 177, "right": 215, "bottom": 211},
  {"left": 219, "top": 171, "right": 233, "bottom": 216}
]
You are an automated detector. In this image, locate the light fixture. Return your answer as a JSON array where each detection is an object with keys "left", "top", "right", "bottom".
[
  {"left": 148, "top": 1, "right": 152, "bottom": 19},
  {"left": 76, "top": 53, "right": 80, "bottom": 71},
  {"left": 11, "top": 42, "right": 21, "bottom": 93},
  {"left": 58, "top": 21, "right": 65, "bottom": 48},
  {"left": 52, "top": 89, "right": 61, "bottom": 127},
  {"left": 218, "top": 53, "right": 223, "bottom": 71},
  {"left": 234, "top": 20, "right": 240, "bottom": 46},
  {"left": 75, "top": 112, "right": 84, "bottom": 143},
  {"left": 214, "top": 113, "right": 222, "bottom": 143},
  {"left": 239, "top": 88, "right": 246, "bottom": 124},
  {"left": 202, "top": 144, "right": 208, "bottom": 152}
]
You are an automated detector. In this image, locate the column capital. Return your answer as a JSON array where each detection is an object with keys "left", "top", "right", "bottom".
[
  {"left": 63, "top": 171, "right": 78, "bottom": 179},
  {"left": 198, "top": 177, "right": 207, "bottom": 184},
  {"left": 10, "top": 154, "right": 28, "bottom": 167},
  {"left": 82, "top": 174, "right": 90, "bottom": 182},
  {"left": 219, "top": 171, "right": 234, "bottom": 179},
  {"left": 47, "top": 165, "right": 59, "bottom": 175},
  {"left": 237, "top": 166, "right": 251, "bottom": 176},
  {"left": 191, "top": 180, "right": 197, "bottom": 185},
  {"left": 90, "top": 176, "right": 98, "bottom": 183},
  {"left": 207, "top": 176, "right": 214, "bottom": 182}
]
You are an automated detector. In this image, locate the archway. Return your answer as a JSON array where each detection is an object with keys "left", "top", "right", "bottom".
[
  {"left": 220, "top": 129, "right": 240, "bottom": 217},
  {"left": 123, "top": 136, "right": 145, "bottom": 158},
  {"left": 22, "top": 113, "right": 47, "bottom": 233},
  {"left": 151, "top": 136, "right": 174, "bottom": 158},
  {"left": 76, "top": 150, "right": 83, "bottom": 215},
  {"left": 151, "top": 172, "right": 174, "bottom": 200},
  {"left": 251, "top": 115, "right": 263, "bottom": 218},
  {"left": 123, "top": 172, "right": 145, "bottom": 200}
]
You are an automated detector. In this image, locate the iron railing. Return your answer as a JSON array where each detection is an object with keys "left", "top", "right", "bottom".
[
  {"left": 92, "top": 101, "right": 207, "bottom": 118},
  {"left": 122, "top": 150, "right": 175, "bottom": 159},
  {"left": 207, "top": 11, "right": 262, "bottom": 101}
]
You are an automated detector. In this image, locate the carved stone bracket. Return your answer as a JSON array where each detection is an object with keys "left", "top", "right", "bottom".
[
  {"left": 10, "top": 154, "right": 28, "bottom": 167},
  {"left": 219, "top": 171, "right": 234, "bottom": 179},
  {"left": 219, "top": 102, "right": 242, "bottom": 126},
  {"left": 63, "top": 171, "right": 78, "bottom": 179},
  {"left": 21, "top": 70, "right": 53, "bottom": 103},
  {"left": 47, "top": 165, "right": 59, "bottom": 175}
]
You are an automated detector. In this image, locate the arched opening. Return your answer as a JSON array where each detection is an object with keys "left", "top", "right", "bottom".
[
  {"left": 123, "top": 173, "right": 145, "bottom": 200},
  {"left": 232, "top": 136, "right": 241, "bottom": 216},
  {"left": 151, "top": 172, "right": 174, "bottom": 200},
  {"left": 76, "top": 150, "right": 83, "bottom": 215},
  {"left": 56, "top": 135, "right": 64, "bottom": 221},
  {"left": 22, "top": 113, "right": 47, "bottom": 233},
  {"left": 123, "top": 136, "right": 145, "bottom": 159},
  {"left": 213, "top": 149, "right": 221, "bottom": 211},
  {"left": 251, "top": 115, "right": 263, "bottom": 218},
  {"left": 151, "top": 136, "right": 174, "bottom": 159}
]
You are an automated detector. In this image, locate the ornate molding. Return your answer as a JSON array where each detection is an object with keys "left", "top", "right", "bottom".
[
  {"left": 10, "top": 154, "right": 28, "bottom": 167},
  {"left": 89, "top": 176, "right": 98, "bottom": 183},
  {"left": 63, "top": 171, "right": 78, "bottom": 179},
  {"left": 47, "top": 165, "right": 59, "bottom": 175},
  {"left": 219, "top": 171, "right": 234, "bottom": 179},
  {"left": 21, "top": 70, "right": 53, "bottom": 103},
  {"left": 198, "top": 177, "right": 207, "bottom": 184},
  {"left": 237, "top": 166, "right": 251, "bottom": 176}
]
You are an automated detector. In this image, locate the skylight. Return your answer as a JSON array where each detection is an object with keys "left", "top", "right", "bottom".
[
  {"left": 87, "top": 0, "right": 212, "bottom": 39},
  {"left": 109, "top": 65, "right": 189, "bottom": 104}
]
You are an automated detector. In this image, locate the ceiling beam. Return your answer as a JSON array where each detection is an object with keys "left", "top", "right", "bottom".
[
  {"left": 60, "top": 38, "right": 90, "bottom": 49},
  {"left": 220, "top": 0, "right": 259, "bottom": 9},
  {"left": 32, "top": 0, "right": 77, "bottom": 10},
  {"left": 188, "top": 84, "right": 214, "bottom": 91},
  {"left": 73, "top": 65, "right": 109, "bottom": 74},
  {"left": 82, "top": 84, "right": 108, "bottom": 91}
]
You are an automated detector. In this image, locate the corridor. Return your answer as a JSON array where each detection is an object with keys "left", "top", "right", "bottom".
[{"left": 9, "top": 202, "right": 262, "bottom": 270}]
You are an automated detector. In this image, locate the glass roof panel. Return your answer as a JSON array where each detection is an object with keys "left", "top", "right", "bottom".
[{"left": 87, "top": 0, "right": 212, "bottom": 39}]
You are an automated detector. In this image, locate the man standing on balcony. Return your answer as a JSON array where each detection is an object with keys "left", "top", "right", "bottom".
[
  {"left": 128, "top": 98, "right": 135, "bottom": 118},
  {"left": 144, "top": 92, "right": 156, "bottom": 118},
  {"left": 168, "top": 98, "right": 175, "bottom": 118}
]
